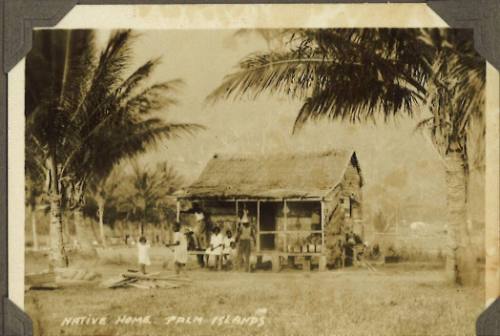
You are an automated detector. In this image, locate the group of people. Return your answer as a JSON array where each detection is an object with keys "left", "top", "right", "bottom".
[
  {"left": 204, "top": 212, "right": 256, "bottom": 272},
  {"left": 136, "top": 222, "right": 189, "bottom": 275},
  {"left": 136, "top": 209, "right": 256, "bottom": 275},
  {"left": 329, "top": 232, "right": 366, "bottom": 268},
  {"left": 204, "top": 227, "right": 235, "bottom": 270}
]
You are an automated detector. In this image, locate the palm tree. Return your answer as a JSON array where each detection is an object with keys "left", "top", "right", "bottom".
[
  {"left": 91, "top": 169, "right": 123, "bottom": 247},
  {"left": 25, "top": 144, "right": 46, "bottom": 251},
  {"left": 208, "top": 28, "right": 485, "bottom": 285},
  {"left": 26, "top": 29, "right": 202, "bottom": 266},
  {"left": 58, "top": 31, "right": 201, "bottom": 249},
  {"left": 118, "top": 161, "right": 183, "bottom": 237},
  {"left": 26, "top": 30, "right": 94, "bottom": 267}
]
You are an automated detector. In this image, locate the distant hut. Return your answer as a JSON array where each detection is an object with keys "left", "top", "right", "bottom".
[{"left": 176, "top": 149, "right": 364, "bottom": 270}]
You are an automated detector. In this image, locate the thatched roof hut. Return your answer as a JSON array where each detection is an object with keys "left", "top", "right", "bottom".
[
  {"left": 175, "top": 149, "right": 365, "bottom": 269},
  {"left": 177, "top": 149, "right": 363, "bottom": 200}
]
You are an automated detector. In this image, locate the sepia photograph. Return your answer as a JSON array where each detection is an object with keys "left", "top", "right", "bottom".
[{"left": 22, "top": 23, "right": 488, "bottom": 336}]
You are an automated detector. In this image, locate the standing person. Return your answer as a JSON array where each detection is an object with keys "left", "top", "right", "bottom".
[
  {"left": 165, "top": 222, "right": 188, "bottom": 275},
  {"left": 137, "top": 236, "right": 151, "bottom": 274},
  {"left": 206, "top": 226, "right": 223, "bottom": 270},
  {"left": 236, "top": 211, "right": 256, "bottom": 272},
  {"left": 344, "top": 233, "right": 355, "bottom": 267}
]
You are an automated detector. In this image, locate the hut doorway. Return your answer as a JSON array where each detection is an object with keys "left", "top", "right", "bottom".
[{"left": 260, "top": 202, "right": 279, "bottom": 250}]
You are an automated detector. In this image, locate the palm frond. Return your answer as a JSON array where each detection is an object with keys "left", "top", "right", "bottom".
[
  {"left": 208, "top": 29, "right": 430, "bottom": 133},
  {"left": 207, "top": 51, "right": 328, "bottom": 103}
]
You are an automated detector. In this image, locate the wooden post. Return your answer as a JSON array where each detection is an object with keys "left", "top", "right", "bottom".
[
  {"left": 321, "top": 201, "right": 325, "bottom": 253},
  {"left": 257, "top": 200, "right": 261, "bottom": 252},
  {"left": 272, "top": 255, "right": 280, "bottom": 272},
  {"left": 303, "top": 256, "right": 311, "bottom": 272},
  {"left": 283, "top": 199, "right": 288, "bottom": 253},
  {"left": 176, "top": 200, "right": 180, "bottom": 222},
  {"left": 319, "top": 255, "right": 327, "bottom": 271}
]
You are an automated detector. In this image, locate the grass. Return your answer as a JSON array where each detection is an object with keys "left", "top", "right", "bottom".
[{"left": 25, "top": 254, "right": 484, "bottom": 336}]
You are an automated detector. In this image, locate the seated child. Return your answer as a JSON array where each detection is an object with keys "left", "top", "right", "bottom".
[
  {"left": 223, "top": 230, "right": 236, "bottom": 269},
  {"left": 137, "top": 236, "right": 151, "bottom": 274}
]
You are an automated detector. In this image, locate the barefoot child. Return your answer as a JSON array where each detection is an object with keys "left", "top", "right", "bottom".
[
  {"left": 165, "top": 222, "right": 188, "bottom": 275},
  {"left": 206, "top": 226, "right": 223, "bottom": 270},
  {"left": 223, "top": 230, "right": 236, "bottom": 269},
  {"left": 137, "top": 236, "right": 151, "bottom": 274}
]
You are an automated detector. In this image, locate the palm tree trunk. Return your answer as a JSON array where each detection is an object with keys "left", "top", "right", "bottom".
[
  {"left": 47, "top": 155, "right": 68, "bottom": 268},
  {"left": 444, "top": 150, "right": 476, "bottom": 285},
  {"left": 30, "top": 204, "right": 39, "bottom": 251},
  {"left": 97, "top": 198, "right": 107, "bottom": 247},
  {"left": 74, "top": 205, "right": 94, "bottom": 250}
]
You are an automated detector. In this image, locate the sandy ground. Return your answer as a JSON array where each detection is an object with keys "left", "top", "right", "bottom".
[{"left": 24, "top": 252, "right": 484, "bottom": 336}]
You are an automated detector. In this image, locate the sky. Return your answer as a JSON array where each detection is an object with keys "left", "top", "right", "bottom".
[{"left": 95, "top": 29, "right": 484, "bottom": 224}]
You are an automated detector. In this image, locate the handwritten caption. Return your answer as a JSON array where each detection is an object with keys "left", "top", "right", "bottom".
[{"left": 61, "top": 311, "right": 267, "bottom": 328}]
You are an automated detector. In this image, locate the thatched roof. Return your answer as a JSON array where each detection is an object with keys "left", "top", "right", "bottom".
[{"left": 177, "top": 149, "right": 362, "bottom": 200}]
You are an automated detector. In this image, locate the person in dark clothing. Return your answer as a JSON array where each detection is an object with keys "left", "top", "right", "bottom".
[
  {"left": 344, "top": 233, "right": 355, "bottom": 267},
  {"left": 236, "top": 210, "right": 256, "bottom": 272}
]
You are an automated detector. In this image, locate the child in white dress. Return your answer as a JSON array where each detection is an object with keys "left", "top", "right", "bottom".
[
  {"left": 137, "top": 236, "right": 151, "bottom": 274},
  {"left": 206, "top": 226, "right": 223, "bottom": 270},
  {"left": 223, "top": 230, "right": 236, "bottom": 269},
  {"left": 166, "top": 222, "right": 188, "bottom": 275}
]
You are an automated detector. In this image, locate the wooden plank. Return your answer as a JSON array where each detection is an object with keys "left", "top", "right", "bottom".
[
  {"left": 272, "top": 255, "right": 281, "bottom": 272},
  {"left": 283, "top": 199, "right": 288, "bottom": 253},
  {"left": 285, "top": 198, "right": 322, "bottom": 202},
  {"left": 122, "top": 272, "right": 192, "bottom": 282},
  {"left": 121, "top": 272, "right": 161, "bottom": 280},
  {"left": 130, "top": 282, "right": 154, "bottom": 290},
  {"left": 321, "top": 201, "right": 325, "bottom": 254},
  {"left": 253, "top": 252, "right": 322, "bottom": 257},
  {"left": 27, "top": 283, "right": 60, "bottom": 291},
  {"left": 278, "top": 230, "right": 324, "bottom": 234},
  {"left": 188, "top": 251, "right": 207, "bottom": 255},
  {"left": 303, "top": 256, "right": 311, "bottom": 272},
  {"left": 319, "top": 256, "right": 327, "bottom": 272},
  {"left": 25, "top": 272, "right": 56, "bottom": 285},
  {"left": 258, "top": 230, "right": 322, "bottom": 235},
  {"left": 108, "top": 278, "right": 138, "bottom": 289},
  {"left": 257, "top": 200, "right": 261, "bottom": 252}
]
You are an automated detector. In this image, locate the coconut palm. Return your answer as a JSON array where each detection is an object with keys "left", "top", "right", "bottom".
[
  {"left": 26, "top": 30, "right": 94, "bottom": 267},
  {"left": 25, "top": 142, "right": 47, "bottom": 251},
  {"left": 91, "top": 169, "right": 123, "bottom": 247},
  {"left": 118, "top": 161, "right": 183, "bottom": 237},
  {"left": 60, "top": 31, "right": 201, "bottom": 249},
  {"left": 208, "top": 28, "right": 485, "bottom": 285},
  {"left": 26, "top": 29, "right": 202, "bottom": 266}
]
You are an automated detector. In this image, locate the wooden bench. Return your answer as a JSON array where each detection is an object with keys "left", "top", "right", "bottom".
[
  {"left": 188, "top": 250, "right": 207, "bottom": 255},
  {"left": 187, "top": 250, "right": 327, "bottom": 272},
  {"left": 253, "top": 252, "right": 326, "bottom": 272}
]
